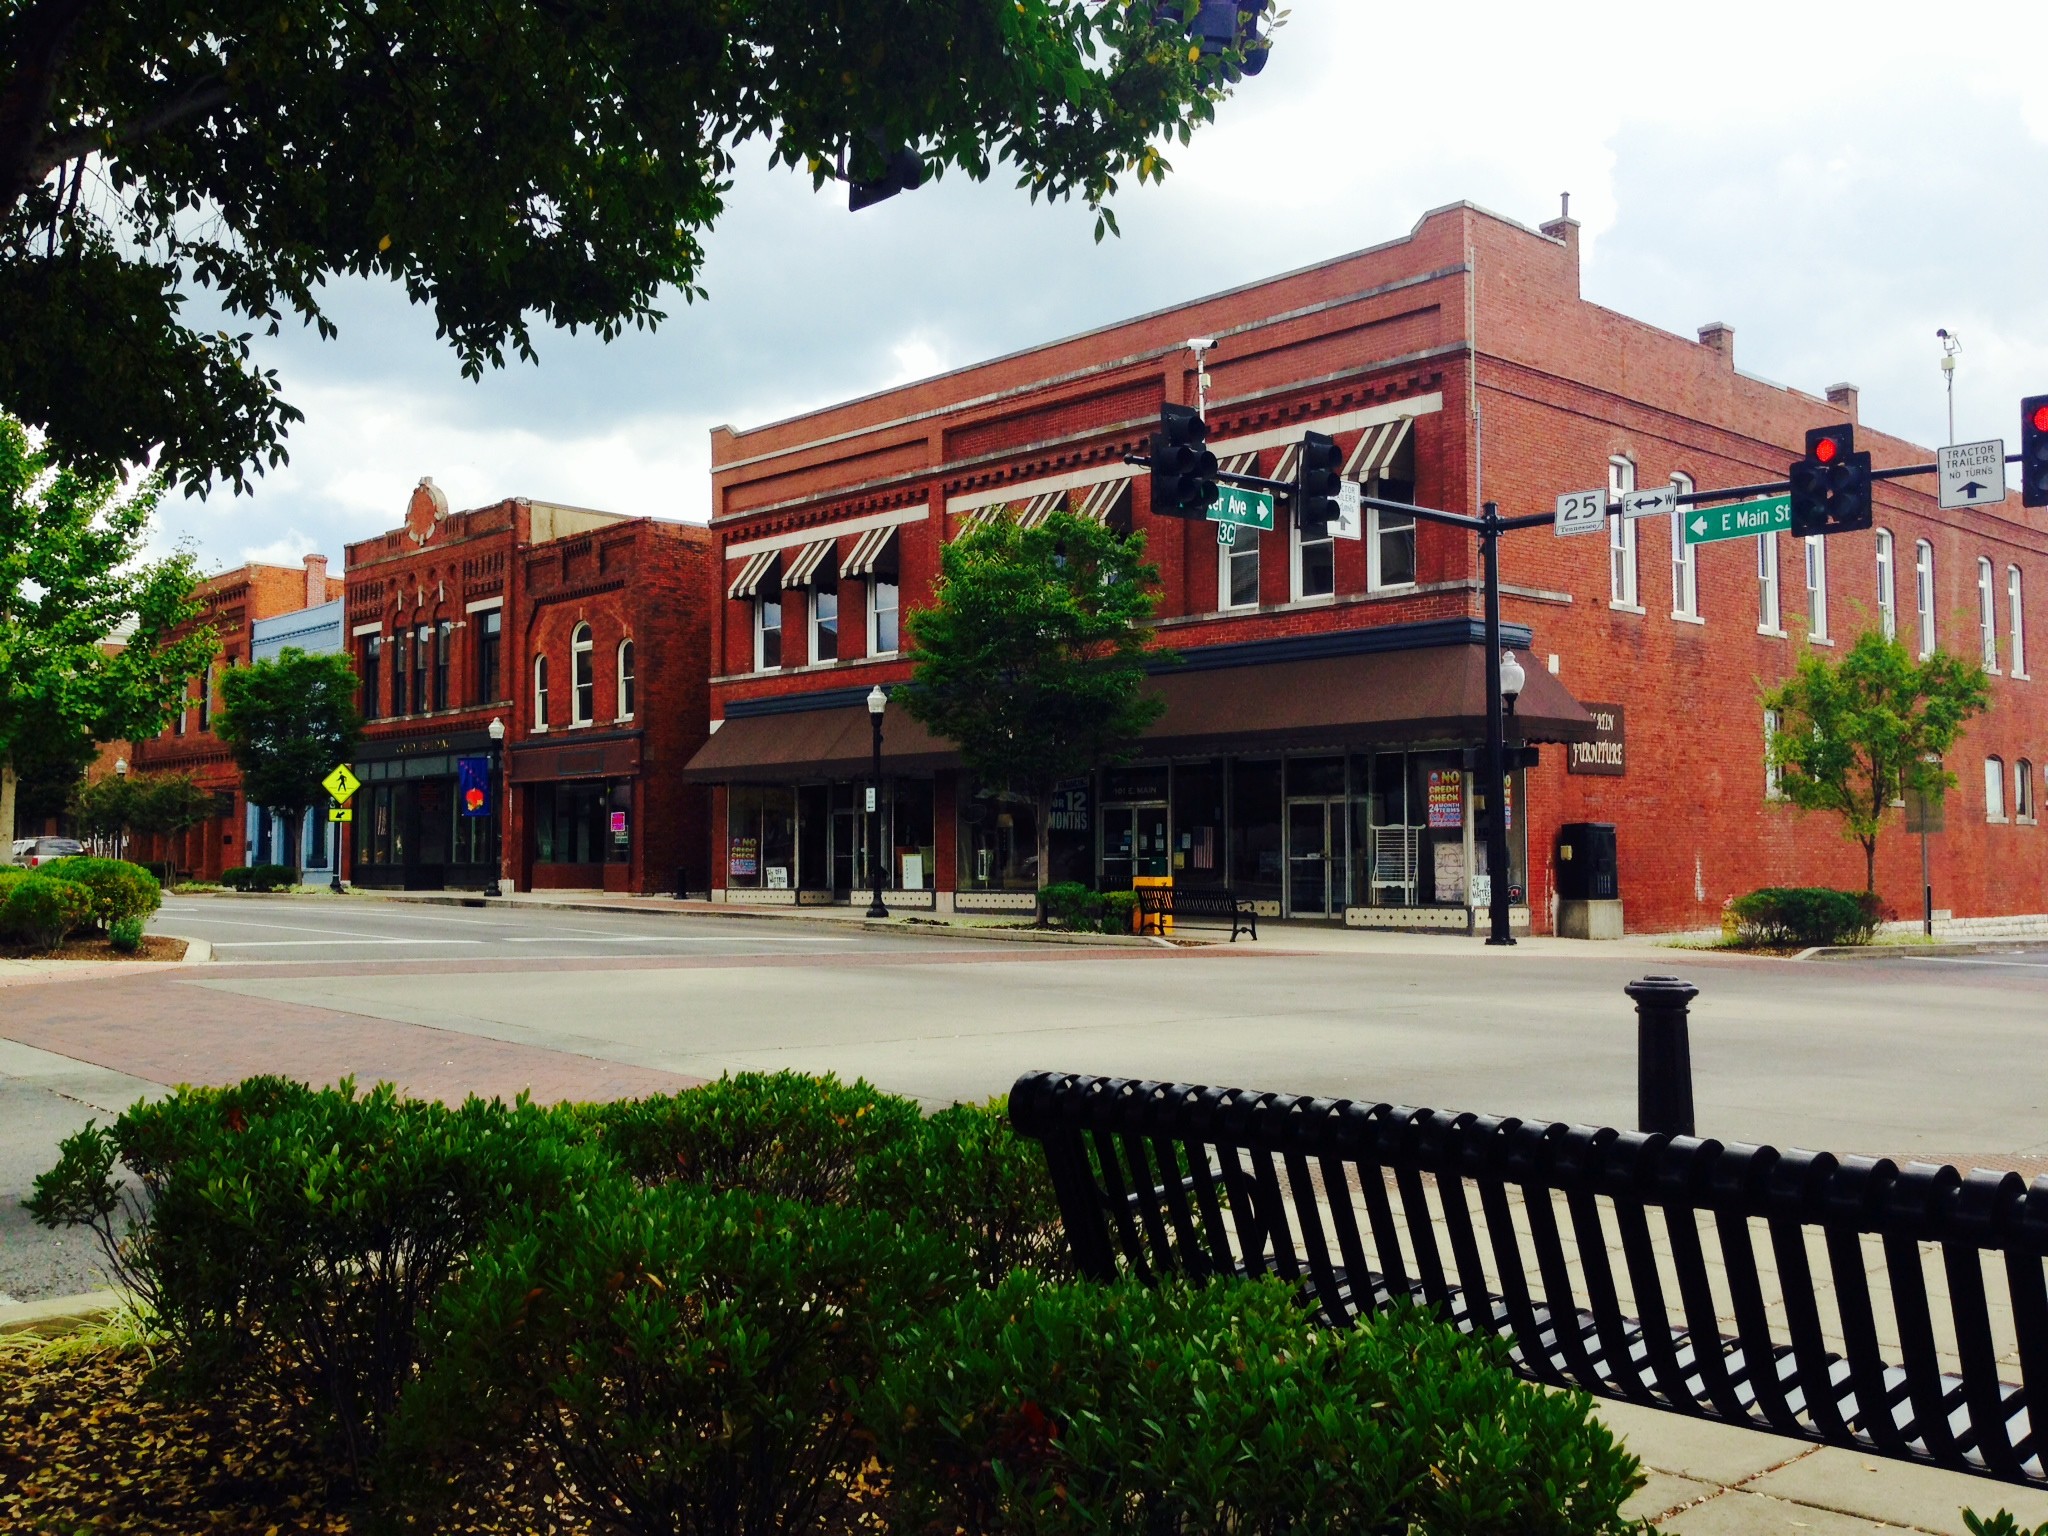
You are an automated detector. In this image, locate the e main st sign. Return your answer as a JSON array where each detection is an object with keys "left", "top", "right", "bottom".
[{"left": 1568, "top": 703, "right": 1625, "bottom": 776}]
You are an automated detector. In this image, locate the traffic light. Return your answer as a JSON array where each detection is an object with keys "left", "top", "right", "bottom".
[
  {"left": 2022, "top": 395, "right": 2048, "bottom": 509},
  {"left": 1295, "top": 430, "right": 1342, "bottom": 535},
  {"left": 848, "top": 144, "right": 925, "bottom": 211},
  {"left": 1788, "top": 422, "right": 1872, "bottom": 537},
  {"left": 1148, "top": 405, "right": 1219, "bottom": 519},
  {"left": 1153, "top": 1, "right": 1271, "bottom": 77}
]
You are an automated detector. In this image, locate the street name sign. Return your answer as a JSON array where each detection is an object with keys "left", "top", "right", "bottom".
[
  {"left": 1555, "top": 488, "right": 1605, "bottom": 536},
  {"left": 1333, "top": 480, "right": 1362, "bottom": 540},
  {"left": 1938, "top": 439, "right": 2007, "bottom": 511},
  {"left": 1684, "top": 494, "right": 1791, "bottom": 546},
  {"left": 1620, "top": 485, "right": 1679, "bottom": 520},
  {"left": 1208, "top": 483, "right": 1275, "bottom": 531},
  {"left": 322, "top": 764, "right": 362, "bottom": 803}
]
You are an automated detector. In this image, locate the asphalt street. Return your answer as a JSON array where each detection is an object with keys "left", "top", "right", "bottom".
[{"left": 4, "top": 895, "right": 2047, "bottom": 1302}]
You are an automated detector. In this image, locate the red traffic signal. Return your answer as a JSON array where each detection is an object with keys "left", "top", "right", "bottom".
[
  {"left": 1789, "top": 423, "right": 1869, "bottom": 537},
  {"left": 2023, "top": 394, "right": 2048, "bottom": 509},
  {"left": 1814, "top": 436, "right": 1839, "bottom": 464}
]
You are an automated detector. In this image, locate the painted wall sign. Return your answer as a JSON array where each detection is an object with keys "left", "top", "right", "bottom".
[{"left": 1567, "top": 704, "right": 1626, "bottom": 776}]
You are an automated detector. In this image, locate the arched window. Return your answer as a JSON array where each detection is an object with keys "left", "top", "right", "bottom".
[
  {"left": 617, "top": 639, "right": 636, "bottom": 721},
  {"left": 1986, "top": 756, "right": 2007, "bottom": 822},
  {"left": 1979, "top": 557, "right": 1999, "bottom": 669},
  {"left": 1608, "top": 456, "right": 1638, "bottom": 608},
  {"left": 1874, "top": 529, "right": 1895, "bottom": 640},
  {"left": 2010, "top": 565, "right": 2026, "bottom": 678},
  {"left": 571, "top": 623, "right": 594, "bottom": 724},
  {"left": 1915, "top": 540, "right": 1936, "bottom": 657},
  {"left": 2018, "top": 758, "right": 2037, "bottom": 824},
  {"left": 533, "top": 654, "right": 549, "bottom": 730}
]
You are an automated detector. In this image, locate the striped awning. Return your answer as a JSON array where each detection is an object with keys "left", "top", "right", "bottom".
[
  {"left": 1215, "top": 450, "right": 1261, "bottom": 479},
  {"left": 1013, "top": 490, "right": 1069, "bottom": 530},
  {"left": 952, "top": 504, "right": 1008, "bottom": 539},
  {"left": 841, "top": 523, "right": 897, "bottom": 578},
  {"left": 782, "top": 538, "right": 834, "bottom": 588},
  {"left": 1269, "top": 442, "right": 1302, "bottom": 486},
  {"left": 1073, "top": 476, "right": 1132, "bottom": 524},
  {"left": 1345, "top": 416, "right": 1415, "bottom": 483},
  {"left": 726, "top": 548, "right": 779, "bottom": 600}
]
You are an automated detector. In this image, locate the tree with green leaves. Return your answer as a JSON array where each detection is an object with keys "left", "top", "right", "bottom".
[
  {"left": 0, "top": 413, "right": 214, "bottom": 860},
  {"left": 903, "top": 509, "right": 1170, "bottom": 899},
  {"left": 213, "top": 647, "right": 362, "bottom": 879},
  {"left": 70, "top": 768, "right": 213, "bottom": 858},
  {"left": 2, "top": 1, "right": 1262, "bottom": 494},
  {"left": 1763, "top": 629, "right": 1992, "bottom": 893}
]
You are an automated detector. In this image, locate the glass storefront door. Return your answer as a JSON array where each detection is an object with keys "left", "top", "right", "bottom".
[
  {"left": 1286, "top": 799, "right": 1345, "bottom": 918},
  {"left": 1100, "top": 802, "right": 1169, "bottom": 888}
]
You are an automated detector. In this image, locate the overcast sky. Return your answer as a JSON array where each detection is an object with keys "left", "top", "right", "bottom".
[{"left": 154, "top": 1, "right": 2048, "bottom": 574}]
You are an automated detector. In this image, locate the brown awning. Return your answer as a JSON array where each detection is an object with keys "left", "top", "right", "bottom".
[
  {"left": 684, "top": 643, "right": 1594, "bottom": 781},
  {"left": 682, "top": 702, "right": 953, "bottom": 782}
]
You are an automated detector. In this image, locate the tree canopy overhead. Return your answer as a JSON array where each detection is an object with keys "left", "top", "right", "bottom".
[{"left": 1, "top": 0, "right": 1260, "bottom": 493}]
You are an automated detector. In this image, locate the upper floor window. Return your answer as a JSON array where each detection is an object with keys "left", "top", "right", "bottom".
[
  {"left": 434, "top": 619, "right": 453, "bottom": 710},
  {"left": 1915, "top": 540, "right": 1936, "bottom": 657},
  {"left": 475, "top": 609, "right": 501, "bottom": 704},
  {"left": 1220, "top": 527, "right": 1259, "bottom": 610},
  {"left": 1293, "top": 497, "right": 1335, "bottom": 601},
  {"left": 2018, "top": 758, "right": 2037, "bottom": 824},
  {"left": 811, "top": 586, "right": 838, "bottom": 663},
  {"left": 617, "top": 639, "right": 636, "bottom": 720},
  {"left": 197, "top": 663, "right": 214, "bottom": 732},
  {"left": 412, "top": 625, "right": 430, "bottom": 713},
  {"left": 2011, "top": 565, "right": 2027, "bottom": 678},
  {"left": 1366, "top": 431, "right": 1416, "bottom": 591},
  {"left": 391, "top": 629, "right": 409, "bottom": 714},
  {"left": 532, "top": 654, "right": 549, "bottom": 729},
  {"left": 1669, "top": 474, "right": 1698, "bottom": 620},
  {"left": 756, "top": 592, "right": 783, "bottom": 672},
  {"left": 361, "top": 635, "right": 382, "bottom": 721},
  {"left": 1986, "top": 755, "right": 2008, "bottom": 822},
  {"left": 174, "top": 681, "right": 189, "bottom": 735},
  {"left": 1758, "top": 534, "right": 1780, "bottom": 634},
  {"left": 1804, "top": 535, "right": 1828, "bottom": 641},
  {"left": 1763, "top": 708, "right": 1783, "bottom": 799},
  {"left": 869, "top": 577, "right": 898, "bottom": 656},
  {"left": 1979, "top": 558, "right": 1999, "bottom": 670},
  {"left": 1875, "top": 529, "right": 1896, "bottom": 640},
  {"left": 571, "top": 622, "right": 595, "bottom": 723},
  {"left": 1608, "top": 457, "right": 1638, "bottom": 608}
]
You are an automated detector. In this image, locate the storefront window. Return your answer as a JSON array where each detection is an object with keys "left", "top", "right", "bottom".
[
  {"left": 1172, "top": 760, "right": 1227, "bottom": 888},
  {"left": 533, "top": 779, "right": 631, "bottom": 865},
  {"left": 890, "top": 779, "right": 935, "bottom": 890},
  {"left": 1046, "top": 776, "right": 1093, "bottom": 886},
  {"left": 727, "top": 784, "right": 797, "bottom": 889},
  {"left": 957, "top": 780, "right": 1038, "bottom": 890},
  {"left": 1229, "top": 759, "right": 1283, "bottom": 906}
]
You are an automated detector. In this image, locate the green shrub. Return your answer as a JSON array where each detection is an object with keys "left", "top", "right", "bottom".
[
  {"left": 27, "top": 1078, "right": 606, "bottom": 1485},
  {"left": 870, "top": 1273, "right": 1645, "bottom": 1536},
  {"left": 42, "top": 856, "right": 162, "bottom": 930},
  {"left": 389, "top": 1182, "right": 966, "bottom": 1536},
  {"left": 221, "top": 862, "right": 297, "bottom": 891},
  {"left": 1729, "top": 886, "right": 1885, "bottom": 947},
  {"left": 109, "top": 915, "right": 146, "bottom": 952},
  {"left": 588, "top": 1069, "right": 924, "bottom": 1202},
  {"left": 1966, "top": 1513, "right": 2048, "bottom": 1536},
  {"left": 1, "top": 873, "right": 94, "bottom": 948},
  {"left": 1036, "top": 881, "right": 1097, "bottom": 929},
  {"left": 1099, "top": 888, "right": 1140, "bottom": 934}
]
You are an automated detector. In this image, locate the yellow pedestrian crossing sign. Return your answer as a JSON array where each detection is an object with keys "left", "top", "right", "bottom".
[
  {"left": 322, "top": 764, "right": 362, "bottom": 803},
  {"left": 328, "top": 807, "right": 353, "bottom": 823}
]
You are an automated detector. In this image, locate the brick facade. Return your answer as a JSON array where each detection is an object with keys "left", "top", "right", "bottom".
[{"left": 694, "top": 201, "right": 2048, "bottom": 933}]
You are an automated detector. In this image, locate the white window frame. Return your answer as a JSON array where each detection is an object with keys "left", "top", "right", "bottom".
[
  {"left": 1669, "top": 474, "right": 1699, "bottom": 621},
  {"left": 1219, "top": 528, "right": 1260, "bottom": 611},
  {"left": 2011, "top": 565, "right": 2027, "bottom": 679},
  {"left": 1369, "top": 503, "right": 1416, "bottom": 592},
  {"left": 755, "top": 592, "right": 784, "bottom": 672},
  {"left": 1916, "top": 540, "right": 1936, "bottom": 657},
  {"left": 867, "top": 576, "right": 899, "bottom": 657},
  {"left": 809, "top": 586, "right": 839, "bottom": 664},
  {"left": 2018, "top": 758, "right": 2037, "bottom": 824},
  {"left": 1875, "top": 529, "right": 1896, "bottom": 640},
  {"left": 616, "top": 638, "right": 635, "bottom": 722},
  {"left": 1608, "top": 457, "right": 1639, "bottom": 610},
  {"left": 1758, "top": 534, "right": 1781, "bottom": 635},
  {"left": 1986, "top": 756, "right": 2008, "bottom": 822},
  {"left": 1763, "top": 708, "right": 1784, "bottom": 800},
  {"left": 1979, "top": 557, "right": 2000, "bottom": 671},
  {"left": 1291, "top": 504, "right": 1336, "bottom": 603},
  {"left": 570, "top": 622, "right": 595, "bottom": 724},
  {"left": 1804, "top": 535, "right": 1829, "bottom": 641},
  {"left": 531, "top": 654, "right": 549, "bottom": 733}
]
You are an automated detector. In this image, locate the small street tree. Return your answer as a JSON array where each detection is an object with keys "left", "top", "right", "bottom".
[
  {"left": 0, "top": 414, "right": 213, "bottom": 860},
  {"left": 903, "top": 510, "right": 1170, "bottom": 899},
  {"left": 213, "top": 648, "right": 363, "bottom": 879},
  {"left": 1763, "top": 629, "right": 1992, "bottom": 893},
  {"left": 71, "top": 769, "right": 213, "bottom": 860}
]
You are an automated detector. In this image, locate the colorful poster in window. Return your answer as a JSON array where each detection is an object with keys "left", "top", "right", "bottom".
[
  {"left": 457, "top": 755, "right": 492, "bottom": 818},
  {"left": 610, "top": 810, "right": 628, "bottom": 844},
  {"left": 1426, "top": 770, "right": 1464, "bottom": 829},
  {"left": 728, "top": 837, "right": 758, "bottom": 878}
]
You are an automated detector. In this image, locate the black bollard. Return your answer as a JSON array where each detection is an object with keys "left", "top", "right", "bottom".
[{"left": 1626, "top": 975, "right": 1698, "bottom": 1138}]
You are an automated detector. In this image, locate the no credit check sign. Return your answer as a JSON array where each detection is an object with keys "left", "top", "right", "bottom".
[{"left": 1684, "top": 494, "right": 1791, "bottom": 546}]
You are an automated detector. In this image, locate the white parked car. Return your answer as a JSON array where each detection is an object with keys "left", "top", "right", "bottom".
[{"left": 22, "top": 837, "right": 84, "bottom": 867}]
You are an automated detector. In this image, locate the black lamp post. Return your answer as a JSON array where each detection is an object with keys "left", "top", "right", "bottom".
[
  {"left": 1482, "top": 605, "right": 1525, "bottom": 947},
  {"left": 488, "top": 715, "right": 506, "bottom": 896},
  {"left": 865, "top": 686, "right": 889, "bottom": 919}
]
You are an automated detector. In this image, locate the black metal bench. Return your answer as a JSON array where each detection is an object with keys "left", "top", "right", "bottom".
[
  {"left": 1134, "top": 885, "right": 1258, "bottom": 942},
  {"left": 1010, "top": 1069, "right": 2048, "bottom": 1491}
]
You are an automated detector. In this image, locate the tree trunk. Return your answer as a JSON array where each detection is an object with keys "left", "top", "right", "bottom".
[
  {"left": 1864, "top": 837, "right": 1877, "bottom": 895},
  {"left": 0, "top": 758, "right": 16, "bottom": 863},
  {"left": 281, "top": 804, "right": 303, "bottom": 883},
  {"left": 1034, "top": 785, "right": 1053, "bottom": 927}
]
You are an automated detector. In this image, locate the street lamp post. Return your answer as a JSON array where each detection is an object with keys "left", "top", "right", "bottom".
[
  {"left": 1481, "top": 507, "right": 1520, "bottom": 947},
  {"left": 488, "top": 716, "right": 507, "bottom": 896},
  {"left": 112, "top": 757, "right": 128, "bottom": 863},
  {"left": 865, "top": 687, "right": 888, "bottom": 919}
]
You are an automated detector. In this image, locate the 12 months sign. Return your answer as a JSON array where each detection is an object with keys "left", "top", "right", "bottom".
[{"left": 1568, "top": 704, "right": 1625, "bottom": 776}]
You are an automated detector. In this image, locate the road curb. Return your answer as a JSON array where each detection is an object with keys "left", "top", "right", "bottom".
[
  {"left": 1805, "top": 939, "right": 2048, "bottom": 962},
  {"left": 0, "top": 1288, "right": 127, "bottom": 1337},
  {"left": 177, "top": 936, "right": 213, "bottom": 965}
]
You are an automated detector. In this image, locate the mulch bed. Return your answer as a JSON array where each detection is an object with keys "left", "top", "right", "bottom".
[{"left": 0, "top": 935, "right": 187, "bottom": 962}]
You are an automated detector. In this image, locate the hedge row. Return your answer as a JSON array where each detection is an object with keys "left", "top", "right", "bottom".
[
  {"left": 1037, "top": 881, "right": 1142, "bottom": 934},
  {"left": 30, "top": 1072, "right": 1644, "bottom": 1534},
  {"left": 0, "top": 857, "right": 160, "bottom": 948},
  {"left": 221, "top": 863, "right": 298, "bottom": 891},
  {"left": 1729, "top": 886, "right": 1887, "bottom": 947}
]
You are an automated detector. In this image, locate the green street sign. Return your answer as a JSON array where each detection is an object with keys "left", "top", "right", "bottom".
[
  {"left": 1209, "top": 483, "right": 1275, "bottom": 531},
  {"left": 1683, "top": 494, "right": 1791, "bottom": 546}
]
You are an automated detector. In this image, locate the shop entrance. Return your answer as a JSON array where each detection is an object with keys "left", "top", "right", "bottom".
[
  {"left": 1286, "top": 798, "right": 1347, "bottom": 919},
  {"left": 1100, "top": 802, "right": 1169, "bottom": 889},
  {"left": 828, "top": 791, "right": 878, "bottom": 896}
]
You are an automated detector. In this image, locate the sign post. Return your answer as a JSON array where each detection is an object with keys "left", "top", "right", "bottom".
[{"left": 1904, "top": 779, "right": 1945, "bottom": 937}]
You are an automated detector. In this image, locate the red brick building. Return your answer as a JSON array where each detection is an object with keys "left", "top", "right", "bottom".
[
  {"left": 685, "top": 200, "right": 2048, "bottom": 933},
  {"left": 130, "top": 557, "right": 342, "bottom": 880},
  {"left": 342, "top": 482, "right": 713, "bottom": 893}
]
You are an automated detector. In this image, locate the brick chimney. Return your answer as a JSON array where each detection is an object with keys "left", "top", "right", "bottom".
[
  {"left": 1538, "top": 209, "right": 1580, "bottom": 297},
  {"left": 1825, "top": 382, "right": 1860, "bottom": 423},
  {"left": 1698, "top": 322, "right": 1734, "bottom": 367},
  {"left": 304, "top": 553, "right": 329, "bottom": 608}
]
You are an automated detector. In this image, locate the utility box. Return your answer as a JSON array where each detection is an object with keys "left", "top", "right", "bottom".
[{"left": 1556, "top": 822, "right": 1622, "bottom": 939}]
